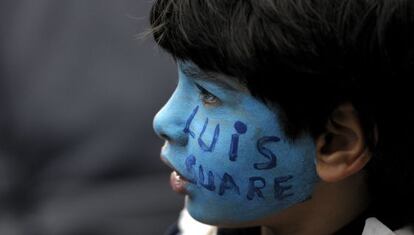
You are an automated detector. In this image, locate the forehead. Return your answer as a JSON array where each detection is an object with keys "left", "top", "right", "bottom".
[{"left": 178, "top": 61, "right": 248, "bottom": 92}]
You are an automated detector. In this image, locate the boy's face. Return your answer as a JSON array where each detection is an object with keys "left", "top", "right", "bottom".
[{"left": 153, "top": 61, "right": 319, "bottom": 225}]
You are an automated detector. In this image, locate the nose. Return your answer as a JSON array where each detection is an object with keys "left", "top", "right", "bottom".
[{"left": 153, "top": 96, "right": 189, "bottom": 146}]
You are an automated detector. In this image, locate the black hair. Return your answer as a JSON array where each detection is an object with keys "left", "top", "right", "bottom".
[{"left": 150, "top": 0, "right": 414, "bottom": 228}]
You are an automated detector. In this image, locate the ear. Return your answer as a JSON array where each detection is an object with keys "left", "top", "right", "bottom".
[{"left": 315, "top": 103, "right": 372, "bottom": 182}]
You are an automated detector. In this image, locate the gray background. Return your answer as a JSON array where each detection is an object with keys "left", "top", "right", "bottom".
[{"left": 0, "top": 1, "right": 183, "bottom": 234}]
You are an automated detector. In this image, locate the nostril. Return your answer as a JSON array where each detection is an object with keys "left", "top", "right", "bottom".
[
  {"left": 160, "top": 133, "right": 171, "bottom": 141},
  {"left": 153, "top": 112, "right": 188, "bottom": 145}
]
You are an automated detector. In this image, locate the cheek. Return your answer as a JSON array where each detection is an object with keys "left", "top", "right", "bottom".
[{"left": 182, "top": 111, "right": 319, "bottom": 224}]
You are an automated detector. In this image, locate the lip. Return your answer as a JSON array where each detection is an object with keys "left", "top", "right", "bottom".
[
  {"left": 160, "top": 154, "right": 191, "bottom": 195},
  {"left": 160, "top": 154, "right": 192, "bottom": 186}
]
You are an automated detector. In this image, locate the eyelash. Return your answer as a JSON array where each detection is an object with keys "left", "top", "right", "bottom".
[{"left": 196, "top": 84, "right": 220, "bottom": 106}]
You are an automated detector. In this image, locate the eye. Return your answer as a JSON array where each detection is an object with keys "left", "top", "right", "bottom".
[
  {"left": 195, "top": 84, "right": 220, "bottom": 106},
  {"left": 201, "top": 91, "right": 219, "bottom": 105}
]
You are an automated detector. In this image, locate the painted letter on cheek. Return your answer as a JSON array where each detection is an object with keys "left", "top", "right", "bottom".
[
  {"left": 183, "top": 106, "right": 199, "bottom": 138},
  {"left": 229, "top": 121, "right": 247, "bottom": 162},
  {"left": 274, "top": 175, "right": 294, "bottom": 200},
  {"left": 198, "top": 118, "right": 220, "bottom": 152},
  {"left": 218, "top": 173, "right": 240, "bottom": 196},
  {"left": 185, "top": 155, "right": 197, "bottom": 184},
  {"left": 254, "top": 136, "right": 280, "bottom": 170},
  {"left": 247, "top": 177, "right": 266, "bottom": 200},
  {"left": 198, "top": 165, "right": 216, "bottom": 191}
]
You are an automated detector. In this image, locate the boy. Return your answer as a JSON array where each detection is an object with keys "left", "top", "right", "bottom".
[{"left": 150, "top": 0, "right": 414, "bottom": 234}]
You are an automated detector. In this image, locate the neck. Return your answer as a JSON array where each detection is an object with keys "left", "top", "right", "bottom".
[{"left": 262, "top": 173, "right": 370, "bottom": 235}]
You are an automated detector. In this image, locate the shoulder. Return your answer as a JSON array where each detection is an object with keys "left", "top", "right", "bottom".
[
  {"left": 177, "top": 208, "right": 218, "bottom": 235},
  {"left": 362, "top": 218, "right": 414, "bottom": 235},
  {"left": 174, "top": 209, "right": 261, "bottom": 235}
]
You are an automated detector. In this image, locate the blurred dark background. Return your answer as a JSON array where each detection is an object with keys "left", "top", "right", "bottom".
[{"left": 0, "top": 1, "right": 183, "bottom": 234}]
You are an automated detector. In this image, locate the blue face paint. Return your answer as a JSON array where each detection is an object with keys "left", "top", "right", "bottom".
[{"left": 153, "top": 61, "right": 319, "bottom": 225}]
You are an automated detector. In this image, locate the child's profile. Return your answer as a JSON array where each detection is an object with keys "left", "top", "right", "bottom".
[{"left": 150, "top": 0, "right": 414, "bottom": 234}]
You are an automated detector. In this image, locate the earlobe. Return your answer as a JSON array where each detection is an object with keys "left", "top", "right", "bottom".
[{"left": 315, "top": 103, "right": 372, "bottom": 183}]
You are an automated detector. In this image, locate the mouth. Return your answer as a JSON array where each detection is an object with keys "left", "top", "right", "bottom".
[{"left": 160, "top": 155, "right": 190, "bottom": 195}]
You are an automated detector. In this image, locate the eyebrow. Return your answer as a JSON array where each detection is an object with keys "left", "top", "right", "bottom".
[{"left": 179, "top": 63, "right": 238, "bottom": 91}]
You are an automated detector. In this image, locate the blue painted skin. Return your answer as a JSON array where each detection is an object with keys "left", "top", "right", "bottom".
[{"left": 153, "top": 61, "right": 319, "bottom": 225}]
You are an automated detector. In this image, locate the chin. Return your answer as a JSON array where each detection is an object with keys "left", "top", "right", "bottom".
[
  {"left": 187, "top": 205, "right": 267, "bottom": 229},
  {"left": 185, "top": 198, "right": 267, "bottom": 227},
  {"left": 186, "top": 201, "right": 226, "bottom": 225}
]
